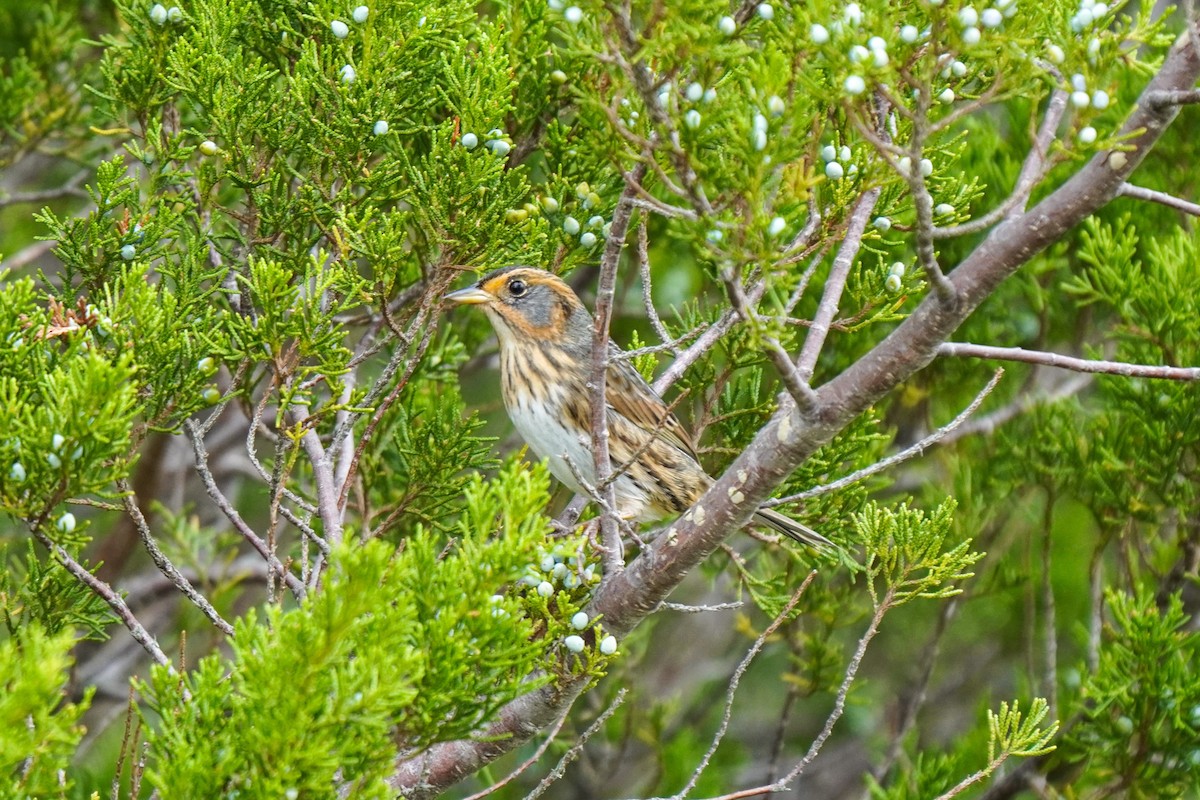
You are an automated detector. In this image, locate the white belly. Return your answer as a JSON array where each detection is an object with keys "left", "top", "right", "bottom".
[
  {"left": 508, "top": 399, "right": 595, "bottom": 493},
  {"left": 507, "top": 394, "right": 656, "bottom": 522}
]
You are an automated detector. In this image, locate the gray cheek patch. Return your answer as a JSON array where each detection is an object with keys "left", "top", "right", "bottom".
[{"left": 517, "top": 290, "right": 554, "bottom": 329}]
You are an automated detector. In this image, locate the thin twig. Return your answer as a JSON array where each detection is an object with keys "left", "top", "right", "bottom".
[
  {"left": 901, "top": 84, "right": 959, "bottom": 306},
  {"left": 461, "top": 708, "right": 573, "bottom": 800},
  {"left": 683, "top": 597, "right": 892, "bottom": 800},
  {"left": 244, "top": 389, "right": 324, "bottom": 549},
  {"left": 616, "top": 326, "right": 705, "bottom": 360},
  {"left": 764, "top": 369, "right": 1003, "bottom": 507},
  {"left": 522, "top": 690, "right": 628, "bottom": 800},
  {"left": 938, "top": 342, "right": 1200, "bottom": 380},
  {"left": 658, "top": 600, "right": 745, "bottom": 613},
  {"left": 628, "top": 195, "right": 700, "bottom": 221},
  {"left": 669, "top": 572, "right": 817, "bottom": 800},
  {"left": 944, "top": 372, "right": 1091, "bottom": 444},
  {"left": 293, "top": 415, "right": 344, "bottom": 546},
  {"left": 651, "top": 286, "right": 762, "bottom": 394},
  {"left": 1004, "top": 87, "right": 1069, "bottom": 222},
  {"left": 796, "top": 188, "right": 883, "bottom": 382},
  {"left": 185, "top": 419, "right": 306, "bottom": 600},
  {"left": 637, "top": 222, "right": 675, "bottom": 349},
  {"left": 29, "top": 526, "right": 172, "bottom": 669},
  {"left": 1117, "top": 181, "right": 1200, "bottom": 216},
  {"left": 335, "top": 273, "right": 452, "bottom": 511},
  {"left": 721, "top": 271, "right": 820, "bottom": 415},
  {"left": 117, "top": 480, "right": 234, "bottom": 636},
  {"left": 1040, "top": 491, "right": 1058, "bottom": 721},
  {"left": 866, "top": 597, "right": 961, "bottom": 795},
  {"left": 590, "top": 166, "right": 647, "bottom": 573},
  {"left": 1145, "top": 87, "right": 1200, "bottom": 106},
  {"left": 931, "top": 754, "right": 1011, "bottom": 800}
]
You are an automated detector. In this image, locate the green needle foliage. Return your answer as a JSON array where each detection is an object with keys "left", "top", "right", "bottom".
[
  {"left": 0, "top": 0, "right": 1198, "bottom": 797},
  {"left": 0, "top": 626, "right": 90, "bottom": 800}
]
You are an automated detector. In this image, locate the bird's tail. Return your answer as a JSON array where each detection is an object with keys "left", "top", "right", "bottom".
[{"left": 752, "top": 507, "right": 835, "bottom": 550}]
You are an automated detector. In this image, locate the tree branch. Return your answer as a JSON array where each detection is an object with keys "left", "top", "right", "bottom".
[
  {"left": 1116, "top": 181, "right": 1200, "bottom": 216},
  {"left": 589, "top": 165, "right": 647, "bottom": 574},
  {"left": 764, "top": 369, "right": 1003, "bottom": 507},
  {"left": 117, "top": 479, "right": 234, "bottom": 636},
  {"left": 185, "top": 419, "right": 307, "bottom": 600},
  {"left": 938, "top": 342, "right": 1200, "bottom": 380},
  {"left": 795, "top": 187, "right": 882, "bottom": 382},
  {"left": 30, "top": 526, "right": 172, "bottom": 669},
  {"left": 668, "top": 572, "right": 817, "bottom": 800}
]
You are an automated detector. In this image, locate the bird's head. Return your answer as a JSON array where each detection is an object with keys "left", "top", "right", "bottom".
[{"left": 444, "top": 266, "right": 591, "bottom": 351}]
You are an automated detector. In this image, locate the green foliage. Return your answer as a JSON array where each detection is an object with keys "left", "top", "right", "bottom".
[
  {"left": 987, "top": 698, "right": 1057, "bottom": 762},
  {"left": 1, "top": 0, "right": 1197, "bottom": 797},
  {"left": 857, "top": 499, "right": 981, "bottom": 608},
  {"left": 0, "top": 0, "right": 94, "bottom": 168},
  {"left": 362, "top": 378, "right": 497, "bottom": 537},
  {"left": 867, "top": 699, "right": 1056, "bottom": 800},
  {"left": 1, "top": 540, "right": 112, "bottom": 640},
  {"left": 145, "top": 458, "right": 565, "bottom": 798},
  {"left": 0, "top": 625, "right": 91, "bottom": 800},
  {"left": 1061, "top": 591, "right": 1200, "bottom": 796},
  {"left": 0, "top": 273, "right": 140, "bottom": 526}
]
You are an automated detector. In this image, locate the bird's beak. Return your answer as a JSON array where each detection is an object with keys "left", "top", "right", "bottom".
[{"left": 443, "top": 286, "right": 492, "bottom": 306}]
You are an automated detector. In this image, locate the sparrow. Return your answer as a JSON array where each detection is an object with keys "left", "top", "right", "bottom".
[{"left": 445, "top": 266, "right": 832, "bottom": 549}]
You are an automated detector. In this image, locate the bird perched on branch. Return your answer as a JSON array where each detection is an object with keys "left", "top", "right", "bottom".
[{"left": 445, "top": 266, "right": 832, "bottom": 550}]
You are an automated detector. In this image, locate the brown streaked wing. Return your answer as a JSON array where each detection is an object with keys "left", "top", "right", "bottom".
[{"left": 605, "top": 349, "right": 698, "bottom": 460}]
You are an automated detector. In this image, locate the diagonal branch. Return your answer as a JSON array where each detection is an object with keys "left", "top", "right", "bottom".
[
  {"left": 668, "top": 571, "right": 818, "bottom": 800},
  {"left": 185, "top": 419, "right": 307, "bottom": 600},
  {"left": 764, "top": 368, "right": 1004, "bottom": 507},
  {"left": 30, "top": 526, "right": 172, "bottom": 669},
  {"left": 795, "top": 187, "right": 882, "bottom": 382},
  {"left": 117, "top": 479, "right": 235, "bottom": 636}
]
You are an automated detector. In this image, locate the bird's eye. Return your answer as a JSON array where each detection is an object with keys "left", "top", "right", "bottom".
[{"left": 508, "top": 279, "right": 527, "bottom": 297}]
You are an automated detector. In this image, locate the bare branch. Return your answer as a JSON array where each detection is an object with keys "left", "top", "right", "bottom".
[
  {"left": 868, "top": 597, "right": 961, "bottom": 794},
  {"left": 1146, "top": 87, "right": 1200, "bottom": 106},
  {"left": 293, "top": 417, "right": 345, "bottom": 547},
  {"left": 938, "top": 342, "right": 1200, "bottom": 380},
  {"left": 521, "top": 690, "right": 628, "bottom": 800},
  {"left": 722, "top": 271, "right": 820, "bottom": 416},
  {"left": 764, "top": 368, "right": 1004, "bottom": 507},
  {"left": 3, "top": 240, "right": 56, "bottom": 270},
  {"left": 796, "top": 187, "right": 883, "bottom": 382},
  {"left": 943, "top": 372, "right": 1091, "bottom": 444},
  {"left": 909, "top": 164, "right": 959, "bottom": 304},
  {"left": 658, "top": 600, "right": 744, "bottom": 613},
  {"left": 461, "top": 707, "right": 573, "bottom": 800},
  {"left": 668, "top": 572, "right": 817, "bottom": 800},
  {"left": 932, "top": 758, "right": 1011, "bottom": 800},
  {"left": 30, "top": 526, "right": 172, "bottom": 669},
  {"left": 1006, "top": 88, "right": 1069, "bottom": 221},
  {"left": 590, "top": 165, "right": 648, "bottom": 573},
  {"left": 335, "top": 273, "right": 451, "bottom": 511},
  {"left": 185, "top": 419, "right": 307, "bottom": 600},
  {"left": 685, "top": 597, "right": 891, "bottom": 800},
  {"left": 0, "top": 168, "right": 89, "bottom": 208},
  {"left": 628, "top": 195, "right": 700, "bottom": 221},
  {"left": 651, "top": 288, "right": 760, "bottom": 394},
  {"left": 636, "top": 222, "right": 675, "bottom": 350},
  {"left": 117, "top": 479, "right": 235, "bottom": 636},
  {"left": 1117, "top": 181, "right": 1200, "bottom": 216}
]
